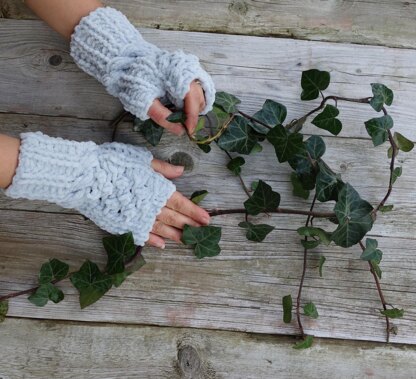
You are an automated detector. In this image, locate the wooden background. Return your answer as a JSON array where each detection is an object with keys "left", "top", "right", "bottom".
[{"left": 0, "top": 0, "right": 416, "bottom": 378}]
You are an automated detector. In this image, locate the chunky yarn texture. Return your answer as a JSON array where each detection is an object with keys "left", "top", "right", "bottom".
[
  {"left": 5, "top": 132, "right": 176, "bottom": 246},
  {"left": 70, "top": 6, "right": 216, "bottom": 120}
]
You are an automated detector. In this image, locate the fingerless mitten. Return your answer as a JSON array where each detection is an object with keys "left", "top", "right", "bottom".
[
  {"left": 70, "top": 6, "right": 216, "bottom": 120},
  {"left": 4, "top": 132, "right": 176, "bottom": 246}
]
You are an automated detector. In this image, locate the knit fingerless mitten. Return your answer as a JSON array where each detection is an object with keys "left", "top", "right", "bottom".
[
  {"left": 70, "top": 7, "right": 216, "bottom": 120},
  {"left": 4, "top": 132, "right": 176, "bottom": 246}
]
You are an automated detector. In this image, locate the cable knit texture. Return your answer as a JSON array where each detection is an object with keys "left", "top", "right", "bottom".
[
  {"left": 70, "top": 6, "right": 215, "bottom": 120},
  {"left": 5, "top": 132, "right": 176, "bottom": 246}
]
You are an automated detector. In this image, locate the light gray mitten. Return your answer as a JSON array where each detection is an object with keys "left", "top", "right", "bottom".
[
  {"left": 70, "top": 6, "right": 216, "bottom": 120},
  {"left": 4, "top": 132, "right": 176, "bottom": 246}
]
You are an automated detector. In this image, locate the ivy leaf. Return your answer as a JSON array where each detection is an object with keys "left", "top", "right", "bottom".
[
  {"left": 238, "top": 221, "right": 274, "bottom": 242},
  {"left": 364, "top": 115, "right": 393, "bottom": 147},
  {"left": 214, "top": 91, "right": 241, "bottom": 113},
  {"left": 288, "top": 151, "right": 317, "bottom": 191},
  {"left": 244, "top": 180, "right": 280, "bottom": 215},
  {"left": 266, "top": 125, "right": 304, "bottom": 163},
  {"left": 319, "top": 256, "right": 326, "bottom": 277},
  {"left": 166, "top": 111, "right": 187, "bottom": 124},
  {"left": 303, "top": 302, "right": 319, "bottom": 319},
  {"left": 315, "top": 161, "right": 343, "bottom": 202},
  {"left": 227, "top": 156, "right": 245, "bottom": 175},
  {"left": 0, "top": 300, "right": 8, "bottom": 322},
  {"left": 134, "top": 118, "right": 164, "bottom": 147},
  {"left": 39, "top": 258, "right": 69, "bottom": 285},
  {"left": 369, "top": 83, "right": 394, "bottom": 112},
  {"left": 312, "top": 104, "right": 342, "bottom": 135},
  {"left": 282, "top": 295, "right": 292, "bottom": 324},
  {"left": 380, "top": 308, "right": 404, "bottom": 319},
  {"left": 111, "top": 254, "right": 146, "bottom": 288},
  {"left": 103, "top": 232, "right": 136, "bottom": 275},
  {"left": 250, "top": 142, "right": 263, "bottom": 154},
  {"left": 182, "top": 225, "right": 222, "bottom": 259},
  {"left": 371, "top": 260, "right": 382, "bottom": 279},
  {"left": 217, "top": 116, "right": 258, "bottom": 155},
  {"left": 360, "top": 238, "right": 383, "bottom": 262},
  {"left": 190, "top": 190, "right": 209, "bottom": 204},
  {"left": 70, "top": 260, "right": 113, "bottom": 309},
  {"left": 28, "top": 283, "right": 64, "bottom": 307},
  {"left": 251, "top": 181, "right": 259, "bottom": 191},
  {"left": 290, "top": 172, "right": 310, "bottom": 200},
  {"left": 379, "top": 204, "right": 394, "bottom": 213},
  {"left": 331, "top": 183, "right": 374, "bottom": 248},
  {"left": 297, "top": 226, "right": 331, "bottom": 246},
  {"left": 293, "top": 335, "right": 314, "bottom": 349},
  {"left": 198, "top": 143, "right": 211, "bottom": 153},
  {"left": 301, "top": 69, "right": 330, "bottom": 100},
  {"left": 392, "top": 167, "right": 402, "bottom": 184},
  {"left": 305, "top": 135, "right": 326, "bottom": 160},
  {"left": 301, "top": 239, "right": 321, "bottom": 249},
  {"left": 252, "top": 99, "right": 287, "bottom": 133},
  {"left": 394, "top": 132, "right": 414, "bottom": 153}
]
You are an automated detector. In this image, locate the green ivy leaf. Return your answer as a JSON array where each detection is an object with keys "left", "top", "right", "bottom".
[
  {"left": 392, "top": 167, "right": 402, "bottom": 184},
  {"left": 305, "top": 135, "right": 326, "bottom": 160},
  {"left": 249, "top": 142, "right": 263, "bottom": 154},
  {"left": 166, "top": 111, "right": 187, "bottom": 123},
  {"left": 301, "top": 69, "right": 330, "bottom": 100},
  {"left": 28, "top": 283, "right": 64, "bottom": 307},
  {"left": 214, "top": 91, "right": 241, "bottom": 113},
  {"left": 369, "top": 83, "right": 394, "bottom": 112},
  {"left": 301, "top": 239, "right": 321, "bottom": 249},
  {"left": 319, "top": 256, "right": 326, "bottom": 277},
  {"left": 197, "top": 143, "right": 211, "bottom": 153},
  {"left": 134, "top": 118, "right": 164, "bottom": 147},
  {"left": 303, "top": 302, "right": 319, "bottom": 319},
  {"left": 190, "top": 190, "right": 209, "bottom": 204},
  {"left": 111, "top": 254, "right": 146, "bottom": 288},
  {"left": 238, "top": 221, "right": 274, "bottom": 242},
  {"left": 371, "top": 260, "right": 382, "bottom": 279},
  {"left": 364, "top": 115, "right": 393, "bottom": 147},
  {"left": 315, "top": 161, "right": 343, "bottom": 202},
  {"left": 252, "top": 99, "right": 287, "bottom": 133},
  {"left": 251, "top": 181, "right": 259, "bottom": 191},
  {"left": 103, "top": 232, "right": 136, "bottom": 275},
  {"left": 266, "top": 125, "right": 304, "bottom": 163},
  {"left": 244, "top": 180, "right": 280, "bottom": 215},
  {"left": 293, "top": 335, "right": 314, "bottom": 349},
  {"left": 70, "top": 260, "right": 113, "bottom": 309},
  {"left": 282, "top": 295, "right": 292, "bottom": 324},
  {"left": 311, "top": 104, "right": 342, "bottom": 135},
  {"left": 227, "top": 156, "right": 245, "bottom": 175},
  {"left": 394, "top": 132, "right": 414, "bottom": 153},
  {"left": 0, "top": 300, "right": 8, "bottom": 322},
  {"left": 290, "top": 172, "right": 310, "bottom": 200},
  {"left": 360, "top": 238, "right": 383, "bottom": 262},
  {"left": 297, "top": 226, "right": 331, "bottom": 246},
  {"left": 182, "top": 225, "right": 222, "bottom": 259},
  {"left": 288, "top": 151, "right": 317, "bottom": 191},
  {"left": 39, "top": 258, "right": 69, "bottom": 285},
  {"left": 379, "top": 204, "right": 394, "bottom": 213},
  {"left": 380, "top": 308, "right": 404, "bottom": 319},
  {"left": 331, "top": 183, "right": 374, "bottom": 248},
  {"left": 217, "top": 116, "right": 258, "bottom": 155}
]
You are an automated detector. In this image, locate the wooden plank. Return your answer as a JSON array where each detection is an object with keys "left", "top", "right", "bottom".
[
  {"left": 1, "top": 0, "right": 416, "bottom": 48},
  {"left": 1, "top": 318, "right": 416, "bottom": 379},
  {"left": 0, "top": 19, "right": 415, "bottom": 143}
]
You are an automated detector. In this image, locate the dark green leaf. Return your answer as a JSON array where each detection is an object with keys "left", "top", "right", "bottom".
[
  {"left": 364, "top": 115, "right": 393, "bottom": 147},
  {"left": 217, "top": 116, "right": 258, "bottom": 155},
  {"left": 227, "top": 157, "right": 245, "bottom": 175},
  {"left": 252, "top": 100, "right": 287, "bottom": 133},
  {"left": 249, "top": 142, "right": 263, "bottom": 154},
  {"left": 301, "top": 69, "right": 330, "bottom": 100},
  {"left": 166, "top": 111, "right": 187, "bottom": 123},
  {"left": 319, "top": 256, "right": 326, "bottom": 277},
  {"left": 244, "top": 180, "right": 280, "bottom": 215},
  {"left": 190, "top": 190, "right": 209, "bottom": 205},
  {"left": 28, "top": 283, "right": 64, "bottom": 307},
  {"left": 251, "top": 181, "right": 259, "bottom": 191},
  {"left": 39, "top": 258, "right": 69, "bottom": 284},
  {"left": 293, "top": 335, "right": 314, "bottom": 349},
  {"left": 379, "top": 204, "right": 394, "bottom": 213},
  {"left": 0, "top": 300, "right": 8, "bottom": 322},
  {"left": 112, "top": 254, "right": 146, "bottom": 288},
  {"left": 305, "top": 135, "right": 326, "bottom": 160},
  {"left": 134, "top": 118, "right": 164, "bottom": 147},
  {"left": 392, "top": 167, "right": 402, "bottom": 184},
  {"left": 288, "top": 152, "right": 317, "bottom": 191},
  {"left": 266, "top": 125, "right": 304, "bottom": 163},
  {"left": 360, "top": 238, "right": 383, "bottom": 262},
  {"left": 197, "top": 143, "right": 211, "bottom": 153},
  {"left": 70, "top": 260, "right": 113, "bottom": 309},
  {"left": 311, "top": 104, "right": 342, "bottom": 135},
  {"left": 214, "top": 91, "right": 241, "bottom": 113},
  {"left": 380, "top": 308, "right": 404, "bottom": 319},
  {"left": 303, "top": 302, "right": 319, "bottom": 319},
  {"left": 282, "top": 295, "right": 292, "bottom": 324},
  {"left": 371, "top": 260, "right": 382, "bottom": 279},
  {"left": 291, "top": 172, "right": 310, "bottom": 200},
  {"left": 394, "top": 132, "right": 414, "bottom": 153},
  {"left": 301, "top": 239, "right": 321, "bottom": 249},
  {"left": 103, "top": 232, "right": 136, "bottom": 275},
  {"left": 315, "top": 161, "right": 343, "bottom": 202},
  {"left": 181, "top": 225, "right": 222, "bottom": 258},
  {"left": 369, "top": 83, "right": 394, "bottom": 112},
  {"left": 331, "top": 183, "right": 374, "bottom": 248},
  {"left": 297, "top": 226, "right": 331, "bottom": 246},
  {"left": 238, "top": 221, "right": 274, "bottom": 242}
]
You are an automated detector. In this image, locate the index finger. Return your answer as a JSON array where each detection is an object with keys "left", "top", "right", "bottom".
[
  {"left": 166, "top": 191, "right": 211, "bottom": 225},
  {"left": 184, "top": 82, "right": 205, "bottom": 135},
  {"left": 147, "top": 99, "right": 186, "bottom": 136}
]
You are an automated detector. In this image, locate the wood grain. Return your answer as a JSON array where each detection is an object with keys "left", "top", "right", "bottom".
[{"left": 1, "top": 0, "right": 416, "bottom": 48}]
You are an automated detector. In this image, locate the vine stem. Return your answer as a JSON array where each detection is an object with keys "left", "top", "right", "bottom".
[
  {"left": 111, "top": 110, "right": 131, "bottom": 142},
  {"left": 296, "top": 194, "right": 317, "bottom": 338},
  {"left": 222, "top": 149, "right": 252, "bottom": 197},
  {"left": 208, "top": 207, "right": 335, "bottom": 218}
]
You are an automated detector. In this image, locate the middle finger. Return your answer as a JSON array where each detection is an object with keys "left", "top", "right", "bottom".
[{"left": 156, "top": 207, "right": 202, "bottom": 230}]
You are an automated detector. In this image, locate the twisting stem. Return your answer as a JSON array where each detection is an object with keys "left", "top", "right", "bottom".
[
  {"left": 111, "top": 110, "right": 130, "bottom": 142},
  {"left": 208, "top": 207, "right": 335, "bottom": 218},
  {"left": 296, "top": 194, "right": 318, "bottom": 337}
]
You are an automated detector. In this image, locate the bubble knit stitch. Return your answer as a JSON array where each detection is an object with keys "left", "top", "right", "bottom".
[
  {"left": 70, "top": 6, "right": 216, "bottom": 120},
  {"left": 4, "top": 132, "right": 176, "bottom": 246}
]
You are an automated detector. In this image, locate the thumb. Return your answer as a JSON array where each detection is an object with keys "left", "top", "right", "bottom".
[{"left": 151, "top": 159, "right": 184, "bottom": 179}]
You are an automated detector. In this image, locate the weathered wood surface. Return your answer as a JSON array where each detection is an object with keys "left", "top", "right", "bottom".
[
  {"left": 1, "top": 318, "right": 416, "bottom": 379},
  {"left": 1, "top": 0, "right": 416, "bottom": 48}
]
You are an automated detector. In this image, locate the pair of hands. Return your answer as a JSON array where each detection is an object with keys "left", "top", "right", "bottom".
[{"left": 147, "top": 80, "right": 210, "bottom": 248}]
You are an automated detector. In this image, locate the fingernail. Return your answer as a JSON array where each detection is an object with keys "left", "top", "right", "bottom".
[{"left": 158, "top": 243, "right": 165, "bottom": 249}]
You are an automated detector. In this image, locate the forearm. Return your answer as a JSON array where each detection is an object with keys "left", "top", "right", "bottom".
[
  {"left": 24, "top": 0, "right": 103, "bottom": 39},
  {"left": 0, "top": 134, "right": 20, "bottom": 189}
]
